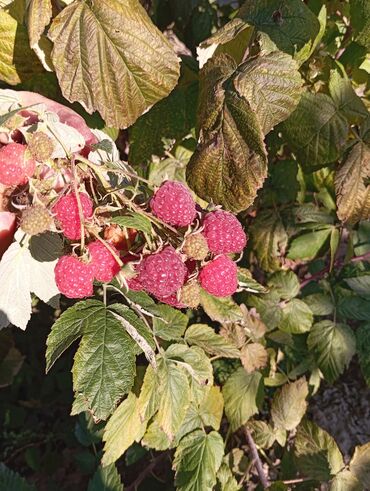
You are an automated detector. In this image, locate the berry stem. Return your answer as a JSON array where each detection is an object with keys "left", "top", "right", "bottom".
[
  {"left": 70, "top": 156, "right": 86, "bottom": 252},
  {"left": 89, "top": 230, "right": 124, "bottom": 267}
]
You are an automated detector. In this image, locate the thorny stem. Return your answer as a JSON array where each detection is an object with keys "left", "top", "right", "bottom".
[{"left": 243, "top": 427, "right": 269, "bottom": 490}]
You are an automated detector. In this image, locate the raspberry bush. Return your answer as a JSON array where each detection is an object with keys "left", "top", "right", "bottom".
[{"left": 0, "top": 0, "right": 369, "bottom": 490}]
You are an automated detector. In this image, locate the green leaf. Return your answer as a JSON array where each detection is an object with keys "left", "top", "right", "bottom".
[
  {"left": 200, "top": 289, "right": 243, "bottom": 324},
  {"left": 222, "top": 367, "right": 263, "bottom": 431},
  {"left": 350, "top": 0, "right": 370, "bottom": 50},
  {"left": 271, "top": 378, "right": 308, "bottom": 431},
  {"left": 0, "top": 464, "right": 37, "bottom": 491},
  {"left": 156, "top": 357, "right": 191, "bottom": 440},
  {"left": 294, "top": 420, "right": 344, "bottom": 481},
  {"left": 142, "top": 419, "right": 173, "bottom": 451},
  {"left": 237, "top": 268, "right": 267, "bottom": 293},
  {"left": 278, "top": 299, "right": 313, "bottom": 334},
  {"left": 48, "top": 0, "right": 180, "bottom": 128},
  {"left": 129, "top": 82, "right": 198, "bottom": 165},
  {"left": 350, "top": 442, "right": 370, "bottom": 488},
  {"left": 70, "top": 303, "right": 136, "bottom": 420},
  {"left": 234, "top": 51, "right": 303, "bottom": 134},
  {"left": 247, "top": 291, "right": 282, "bottom": 331},
  {"left": 356, "top": 324, "right": 370, "bottom": 385},
  {"left": 186, "top": 54, "right": 267, "bottom": 212},
  {"left": 338, "top": 296, "right": 370, "bottom": 321},
  {"left": 74, "top": 412, "right": 104, "bottom": 447},
  {"left": 239, "top": 0, "right": 320, "bottom": 61},
  {"left": 27, "top": 0, "right": 52, "bottom": 48},
  {"left": 330, "top": 469, "right": 362, "bottom": 491},
  {"left": 283, "top": 92, "right": 348, "bottom": 171},
  {"left": 216, "top": 462, "right": 241, "bottom": 491},
  {"left": 111, "top": 213, "right": 152, "bottom": 235},
  {"left": 307, "top": 320, "right": 356, "bottom": 383},
  {"left": 267, "top": 270, "right": 300, "bottom": 301},
  {"left": 87, "top": 463, "right": 123, "bottom": 491},
  {"left": 152, "top": 304, "right": 189, "bottom": 341},
  {"left": 0, "top": 9, "right": 44, "bottom": 85},
  {"left": 185, "top": 324, "right": 240, "bottom": 358},
  {"left": 102, "top": 393, "right": 146, "bottom": 465},
  {"left": 288, "top": 227, "right": 332, "bottom": 260},
  {"left": 303, "top": 293, "right": 334, "bottom": 316},
  {"left": 329, "top": 70, "right": 368, "bottom": 124},
  {"left": 335, "top": 142, "right": 370, "bottom": 225},
  {"left": 247, "top": 420, "right": 278, "bottom": 449},
  {"left": 250, "top": 209, "right": 288, "bottom": 272},
  {"left": 173, "top": 429, "right": 224, "bottom": 491}
]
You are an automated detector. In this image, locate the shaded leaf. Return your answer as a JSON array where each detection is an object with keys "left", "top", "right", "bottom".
[
  {"left": 234, "top": 51, "right": 303, "bottom": 134},
  {"left": 0, "top": 347, "right": 24, "bottom": 388},
  {"left": 173, "top": 429, "right": 224, "bottom": 491},
  {"left": 350, "top": 0, "right": 370, "bottom": 50},
  {"left": 102, "top": 393, "right": 146, "bottom": 465},
  {"left": 87, "top": 463, "right": 123, "bottom": 491},
  {"left": 307, "top": 320, "right": 356, "bottom": 384},
  {"left": 294, "top": 420, "right": 344, "bottom": 481},
  {"left": 336, "top": 142, "right": 370, "bottom": 224},
  {"left": 247, "top": 420, "right": 277, "bottom": 449},
  {"left": 271, "top": 378, "right": 308, "bottom": 431},
  {"left": 222, "top": 367, "right": 263, "bottom": 431},
  {"left": 48, "top": 0, "right": 180, "bottom": 128},
  {"left": 356, "top": 324, "right": 370, "bottom": 385},
  {"left": 329, "top": 70, "right": 368, "bottom": 124},
  {"left": 0, "top": 464, "right": 36, "bottom": 491}
]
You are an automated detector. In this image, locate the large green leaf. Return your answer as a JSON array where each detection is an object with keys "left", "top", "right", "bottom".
[
  {"left": 307, "top": 320, "right": 356, "bottom": 383},
  {"left": 48, "top": 0, "right": 180, "bottom": 128},
  {"left": 102, "top": 393, "right": 147, "bottom": 465},
  {"left": 335, "top": 142, "right": 370, "bottom": 224},
  {"left": 283, "top": 92, "right": 348, "bottom": 171},
  {"left": 271, "top": 378, "right": 308, "bottom": 431},
  {"left": 234, "top": 51, "right": 303, "bottom": 134},
  {"left": 173, "top": 429, "right": 224, "bottom": 491},
  {"left": 87, "top": 463, "right": 123, "bottom": 491},
  {"left": 222, "top": 367, "right": 263, "bottom": 431},
  {"left": 350, "top": 442, "right": 370, "bottom": 488},
  {"left": 185, "top": 324, "right": 240, "bottom": 358},
  {"left": 186, "top": 55, "right": 267, "bottom": 212},
  {"left": 250, "top": 209, "right": 288, "bottom": 272},
  {"left": 239, "top": 0, "right": 320, "bottom": 61},
  {"left": 294, "top": 420, "right": 344, "bottom": 481},
  {"left": 0, "top": 9, "right": 44, "bottom": 85}
]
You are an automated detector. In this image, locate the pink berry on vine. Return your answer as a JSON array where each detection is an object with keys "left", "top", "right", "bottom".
[
  {"left": 54, "top": 255, "right": 95, "bottom": 299},
  {"left": 87, "top": 240, "right": 120, "bottom": 283},
  {"left": 199, "top": 255, "right": 238, "bottom": 297},
  {"left": 203, "top": 210, "right": 247, "bottom": 255},
  {"left": 0, "top": 143, "right": 36, "bottom": 186},
  {"left": 53, "top": 192, "right": 93, "bottom": 240},
  {"left": 137, "top": 246, "right": 187, "bottom": 298},
  {"left": 150, "top": 181, "right": 196, "bottom": 227}
]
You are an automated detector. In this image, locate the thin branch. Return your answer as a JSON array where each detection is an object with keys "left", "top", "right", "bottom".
[
  {"left": 244, "top": 427, "right": 269, "bottom": 489},
  {"left": 125, "top": 452, "right": 169, "bottom": 491}
]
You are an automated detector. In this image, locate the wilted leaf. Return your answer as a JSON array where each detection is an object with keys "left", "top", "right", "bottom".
[
  {"left": 294, "top": 420, "right": 344, "bottom": 481},
  {"left": 234, "top": 51, "right": 303, "bottom": 134},
  {"left": 335, "top": 142, "right": 370, "bottom": 224},
  {"left": 250, "top": 209, "right": 288, "bottom": 272},
  {"left": 283, "top": 92, "right": 348, "bottom": 171},
  {"left": 173, "top": 429, "right": 224, "bottom": 491},
  {"left": 27, "top": 0, "right": 52, "bottom": 48},
  {"left": 187, "top": 55, "right": 267, "bottom": 212},
  {"left": 185, "top": 324, "right": 240, "bottom": 358},
  {"left": 350, "top": 442, "right": 370, "bottom": 488},
  {"left": 271, "top": 378, "right": 308, "bottom": 431},
  {"left": 0, "top": 9, "right": 44, "bottom": 85},
  {"left": 240, "top": 343, "right": 268, "bottom": 373},
  {"left": 87, "top": 463, "right": 123, "bottom": 491},
  {"left": 222, "top": 368, "right": 263, "bottom": 431},
  {"left": 307, "top": 320, "right": 356, "bottom": 384},
  {"left": 48, "top": 0, "right": 180, "bottom": 128},
  {"left": 102, "top": 393, "right": 146, "bottom": 465}
]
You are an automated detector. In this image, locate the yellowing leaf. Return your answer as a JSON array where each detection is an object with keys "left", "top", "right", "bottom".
[
  {"left": 271, "top": 378, "right": 308, "bottom": 431},
  {"left": 185, "top": 324, "right": 240, "bottom": 358},
  {"left": 350, "top": 442, "right": 370, "bottom": 488},
  {"left": 240, "top": 343, "right": 268, "bottom": 373},
  {"left": 48, "top": 0, "right": 180, "bottom": 128},
  {"left": 0, "top": 9, "right": 44, "bottom": 84},
  {"left": 102, "top": 393, "right": 146, "bottom": 465},
  {"left": 335, "top": 142, "right": 370, "bottom": 224}
]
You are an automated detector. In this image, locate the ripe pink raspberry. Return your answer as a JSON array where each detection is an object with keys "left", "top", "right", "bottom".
[
  {"left": 87, "top": 241, "right": 120, "bottom": 283},
  {"left": 137, "top": 246, "right": 187, "bottom": 298},
  {"left": 127, "top": 276, "right": 143, "bottom": 291},
  {"left": 55, "top": 255, "right": 94, "bottom": 298},
  {"left": 199, "top": 255, "right": 238, "bottom": 297},
  {"left": 53, "top": 192, "right": 93, "bottom": 240},
  {"left": 0, "top": 143, "right": 36, "bottom": 186},
  {"left": 203, "top": 210, "right": 247, "bottom": 255},
  {"left": 150, "top": 181, "right": 196, "bottom": 227}
]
